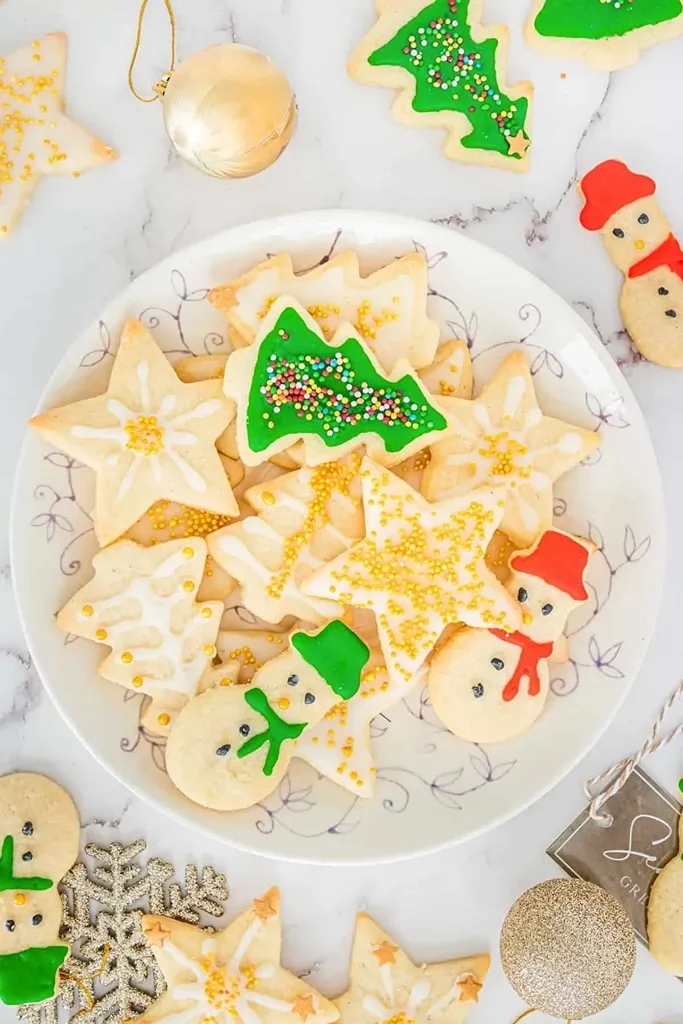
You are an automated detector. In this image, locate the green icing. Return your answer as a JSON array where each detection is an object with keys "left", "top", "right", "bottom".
[
  {"left": 237, "top": 688, "right": 307, "bottom": 776},
  {"left": 367, "top": 0, "right": 529, "bottom": 158},
  {"left": 247, "top": 306, "right": 447, "bottom": 455},
  {"left": 535, "top": 0, "right": 682, "bottom": 39},
  {"left": 0, "top": 837, "right": 52, "bottom": 892},
  {"left": 0, "top": 945, "right": 67, "bottom": 1005},
  {"left": 291, "top": 621, "right": 369, "bottom": 700}
]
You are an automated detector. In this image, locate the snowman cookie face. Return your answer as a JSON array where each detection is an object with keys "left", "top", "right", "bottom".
[
  {"left": 0, "top": 889, "right": 63, "bottom": 956},
  {"left": 509, "top": 569, "right": 576, "bottom": 644},
  {"left": 602, "top": 196, "right": 670, "bottom": 272}
]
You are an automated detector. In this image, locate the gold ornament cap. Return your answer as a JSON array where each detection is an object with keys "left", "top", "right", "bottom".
[
  {"left": 500, "top": 878, "right": 636, "bottom": 1020},
  {"left": 161, "top": 43, "right": 295, "bottom": 178}
]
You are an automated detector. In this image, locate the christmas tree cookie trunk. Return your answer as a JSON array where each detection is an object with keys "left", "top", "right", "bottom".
[
  {"left": 525, "top": 0, "right": 683, "bottom": 71},
  {"left": 349, "top": 0, "right": 533, "bottom": 171}
]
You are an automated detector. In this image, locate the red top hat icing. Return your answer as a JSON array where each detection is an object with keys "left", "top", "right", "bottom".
[
  {"left": 510, "top": 529, "right": 590, "bottom": 601},
  {"left": 579, "top": 159, "right": 656, "bottom": 231}
]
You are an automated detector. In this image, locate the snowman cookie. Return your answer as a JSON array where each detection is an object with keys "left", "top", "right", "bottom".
[
  {"left": 165, "top": 620, "right": 370, "bottom": 810},
  {"left": 647, "top": 800, "right": 683, "bottom": 975},
  {"left": 0, "top": 773, "right": 79, "bottom": 1006},
  {"left": 429, "top": 529, "right": 594, "bottom": 743},
  {"left": 579, "top": 159, "right": 683, "bottom": 368}
]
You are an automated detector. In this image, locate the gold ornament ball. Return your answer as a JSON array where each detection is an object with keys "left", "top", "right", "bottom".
[
  {"left": 161, "top": 43, "right": 296, "bottom": 178},
  {"left": 500, "top": 878, "right": 636, "bottom": 1020}
]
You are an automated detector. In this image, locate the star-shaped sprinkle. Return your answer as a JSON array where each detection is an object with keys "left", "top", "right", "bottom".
[
  {"left": 335, "top": 914, "right": 489, "bottom": 1024},
  {"left": 143, "top": 920, "right": 172, "bottom": 948},
  {"left": 304, "top": 458, "right": 520, "bottom": 685},
  {"left": 505, "top": 130, "right": 531, "bottom": 158},
  {"left": 372, "top": 940, "right": 399, "bottom": 966},
  {"left": 30, "top": 319, "right": 237, "bottom": 545},
  {"left": 423, "top": 351, "right": 600, "bottom": 548},
  {"left": 456, "top": 974, "right": 482, "bottom": 1003},
  {"left": 0, "top": 33, "right": 116, "bottom": 237},
  {"left": 137, "top": 888, "right": 338, "bottom": 1024}
]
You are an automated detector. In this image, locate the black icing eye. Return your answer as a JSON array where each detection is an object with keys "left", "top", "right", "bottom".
[
  {"left": 542, "top": 603, "right": 554, "bottom": 616},
  {"left": 22, "top": 852, "right": 32, "bottom": 862},
  {"left": 659, "top": 287, "right": 669, "bottom": 295},
  {"left": 517, "top": 587, "right": 528, "bottom": 603},
  {"left": 21, "top": 822, "right": 33, "bottom": 837},
  {"left": 666, "top": 309, "right": 678, "bottom": 318},
  {"left": 304, "top": 693, "right": 315, "bottom": 705},
  {"left": 472, "top": 683, "right": 484, "bottom": 699},
  {"left": 491, "top": 657, "right": 504, "bottom": 671},
  {"left": 215, "top": 744, "right": 231, "bottom": 757},
  {"left": 5, "top": 921, "right": 15, "bottom": 932},
  {"left": 612, "top": 227, "right": 625, "bottom": 239},
  {"left": 239, "top": 724, "right": 250, "bottom": 737},
  {"left": 638, "top": 213, "right": 649, "bottom": 225},
  {"left": 287, "top": 674, "right": 299, "bottom": 686},
  {"left": 31, "top": 915, "right": 43, "bottom": 927}
]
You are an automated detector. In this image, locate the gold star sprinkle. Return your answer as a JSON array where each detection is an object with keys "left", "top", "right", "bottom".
[
  {"left": 457, "top": 974, "right": 482, "bottom": 1003},
  {"left": 506, "top": 130, "right": 531, "bottom": 158},
  {"left": 372, "top": 940, "right": 399, "bottom": 966}
]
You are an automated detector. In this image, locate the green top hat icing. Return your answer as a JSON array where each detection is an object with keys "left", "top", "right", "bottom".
[
  {"left": 291, "top": 621, "right": 369, "bottom": 699},
  {"left": 0, "top": 945, "right": 68, "bottom": 1005}
]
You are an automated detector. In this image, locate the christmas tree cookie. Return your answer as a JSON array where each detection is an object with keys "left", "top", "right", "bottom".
[
  {"left": 349, "top": 0, "right": 534, "bottom": 171},
  {"left": 525, "top": 0, "right": 683, "bottom": 70},
  {"left": 223, "top": 298, "right": 450, "bottom": 469},
  {"left": 579, "top": 159, "right": 683, "bottom": 368},
  {"left": 166, "top": 620, "right": 369, "bottom": 810},
  {"left": 0, "top": 773, "right": 79, "bottom": 1006}
]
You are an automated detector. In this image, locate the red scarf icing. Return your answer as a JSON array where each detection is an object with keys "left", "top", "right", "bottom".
[
  {"left": 488, "top": 629, "right": 554, "bottom": 702},
  {"left": 628, "top": 233, "right": 683, "bottom": 281}
]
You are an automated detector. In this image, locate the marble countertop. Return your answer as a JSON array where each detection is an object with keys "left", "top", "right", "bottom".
[{"left": 2, "top": 0, "right": 683, "bottom": 1020}]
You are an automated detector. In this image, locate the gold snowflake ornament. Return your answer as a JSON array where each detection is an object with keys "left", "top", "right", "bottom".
[{"left": 0, "top": 33, "right": 117, "bottom": 237}]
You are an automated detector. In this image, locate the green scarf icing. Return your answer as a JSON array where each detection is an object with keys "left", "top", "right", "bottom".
[
  {"left": 367, "top": 0, "right": 529, "bottom": 158},
  {"left": 237, "top": 688, "right": 307, "bottom": 776},
  {"left": 246, "top": 306, "right": 446, "bottom": 455},
  {"left": 291, "top": 621, "right": 369, "bottom": 699},
  {"left": 0, "top": 837, "right": 52, "bottom": 892},
  {"left": 0, "top": 945, "right": 67, "bottom": 1005},
  {"left": 534, "top": 0, "right": 682, "bottom": 39}
]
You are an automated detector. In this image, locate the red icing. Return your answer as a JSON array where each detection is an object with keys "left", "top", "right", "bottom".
[
  {"left": 489, "top": 629, "right": 553, "bottom": 702},
  {"left": 580, "top": 159, "right": 656, "bottom": 232},
  {"left": 510, "top": 529, "right": 590, "bottom": 601},
  {"left": 629, "top": 233, "right": 683, "bottom": 281}
]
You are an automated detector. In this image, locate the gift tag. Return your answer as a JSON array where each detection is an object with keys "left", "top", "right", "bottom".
[{"left": 547, "top": 767, "right": 681, "bottom": 946}]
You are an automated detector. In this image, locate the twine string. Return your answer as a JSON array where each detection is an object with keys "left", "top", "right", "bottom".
[
  {"left": 584, "top": 678, "right": 683, "bottom": 827},
  {"left": 128, "top": 0, "right": 177, "bottom": 103},
  {"left": 60, "top": 944, "right": 110, "bottom": 1019},
  {"left": 511, "top": 1012, "right": 572, "bottom": 1024}
]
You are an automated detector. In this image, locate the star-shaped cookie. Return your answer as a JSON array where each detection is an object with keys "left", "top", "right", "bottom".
[
  {"left": 0, "top": 33, "right": 117, "bottom": 237},
  {"left": 335, "top": 914, "right": 489, "bottom": 1024},
  {"left": 423, "top": 351, "right": 600, "bottom": 548},
  {"left": 30, "top": 319, "right": 237, "bottom": 545},
  {"left": 304, "top": 458, "right": 520, "bottom": 685},
  {"left": 134, "top": 888, "right": 339, "bottom": 1024}
]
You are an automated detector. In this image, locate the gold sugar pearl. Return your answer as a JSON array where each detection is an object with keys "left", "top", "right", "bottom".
[
  {"left": 182, "top": 580, "right": 195, "bottom": 592},
  {"left": 95, "top": 628, "right": 107, "bottom": 641},
  {"left": 203, "top": 645, "right": 215, "bottom": 657},
  {"left": 157, "top": 713, "right": 170, "bottom": 726},
  {"left": 201, "top": 607, "right": 213, "bottom": 618},
  {"left": 121, "top": 651, "right": 133, "bottom": 664},
  {"left": 261, "top": 491, "right": 276, "bottom": 506},
  {"left": 132, "top": 676, "right": 144, "bottom": 688},
  {"left": 182, "top": 546, "right": 194, "bottom": 558},
  {"left": 277, "top": 697, "right": 290, "bottom": 710},
  {"left": 13, "top": 894, "right": 26, "bottom": 907},
  {"left": 81, "top": 604, "right": 94, "bottom": 617}
]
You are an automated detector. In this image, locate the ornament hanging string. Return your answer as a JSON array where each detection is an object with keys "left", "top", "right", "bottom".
[
  {"left": 60, "top": 943, "right": 111, "bottom": 1019},
  {"left": 511, "top": 1011, "right": 572, "bottom": 1024},
  {"left": 128, "top": 0, "right": 177, "bottom": 102},
  {"left": 585, "top": 677, "right": 683, "bottom": 827}
]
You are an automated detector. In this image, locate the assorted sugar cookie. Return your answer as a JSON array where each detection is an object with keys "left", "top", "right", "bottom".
[
  {"left": 348, "top": 0, "right": 534, "bottom": 172},
  {"left": 647, "top": 804, "right": 683, "bottom": 975},
  {"left": 579, "top": 159, "right": 683, "bottom": 368},
  {"left": 0, "top": 33, "right": 117, "bottom": 237},
  {"left": 429, "top": 529, "right": 594, "bottom": 743}
]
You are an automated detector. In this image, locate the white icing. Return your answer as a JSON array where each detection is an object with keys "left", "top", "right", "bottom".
[
  {"left": 406, "top": 980, "right": 431, "bottom": 1014},
  {"left": 379, "top": 962, "right": 394, "bottom": 1002},
  {"left": 360, "top": 964, "right": 432, "bottom": 1023},
  {"left": 503, "top": 375, "right": 526, "bottom": 420}
]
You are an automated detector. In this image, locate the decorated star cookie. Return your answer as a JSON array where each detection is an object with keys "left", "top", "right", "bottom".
[
  {"left": 0, "top": 33, "right": 117, "bottom": 237},
  {"left": 57, "top": 538, "right": 223, "bottom": 721},
  {"left": 429, "top": 528, "right": 594, "bottom": 743},
  {"left": 579, "top": 159, "right": 683, "bottom": 368},
  {"left": 348, "top": 0, "right": 533, "bottom": 172},
  {"left": 525, "top": 0, "right": 683, "bottom": 71},
  {"left": 336, "top": 914, "right": 489, "bottom": 1024},
  {"left": 303, "top": 458, "right": 520, "bottom": 686},
  {"left": 166, "top": 620, "right": 370, "bottom": 810},
  {"left": 423, "top": 351, "right": 600, "bottom": 548},
  {"left": 137, "top": 888, "right": 338, "bottom": 1024},
  {"left": 209, "top": 455, "right": 364, "bottom": 625},
  {"left": 209, "top": 251, "right": 440, "bottom": 372},
  {"left": 647, "top": 796, "right": 683, "bottom": 975},
  {"left": 224, "top": 298, "right": 450, "bottom": 469},
  {"left": 0, "top": 773, "right": 79, "bottom": 1006},
  {"left": 30, "top": 320, "right": 236, "bottom": 546}
]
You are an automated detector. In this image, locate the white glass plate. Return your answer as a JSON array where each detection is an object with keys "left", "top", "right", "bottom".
[{"left": 11, "top": 211, "right": 665, "bottom": 864}]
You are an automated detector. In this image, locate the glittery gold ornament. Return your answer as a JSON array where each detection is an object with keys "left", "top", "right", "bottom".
[
  {"left": 128, "top": 1, "right": 295, "bottom": 178},
  {"left": 499, "top": 879, "right": 636, "bottom": 1020}
]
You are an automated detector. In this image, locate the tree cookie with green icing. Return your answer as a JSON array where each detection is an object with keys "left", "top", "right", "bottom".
[
  {"left": 348, "top": 0, "right": 534, "bottom": 172},
  {"left": 165, "top": 620, "right": 370, "bottom": 810},
  {"left": 223, "top": 297, "right": 452, "bottom": 469},
  {"left": 525, "top": 0, "right": 683, "bottom": 70},
  {"left": 0, "top": 773, "right": 79, "bottom": 1006}
]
